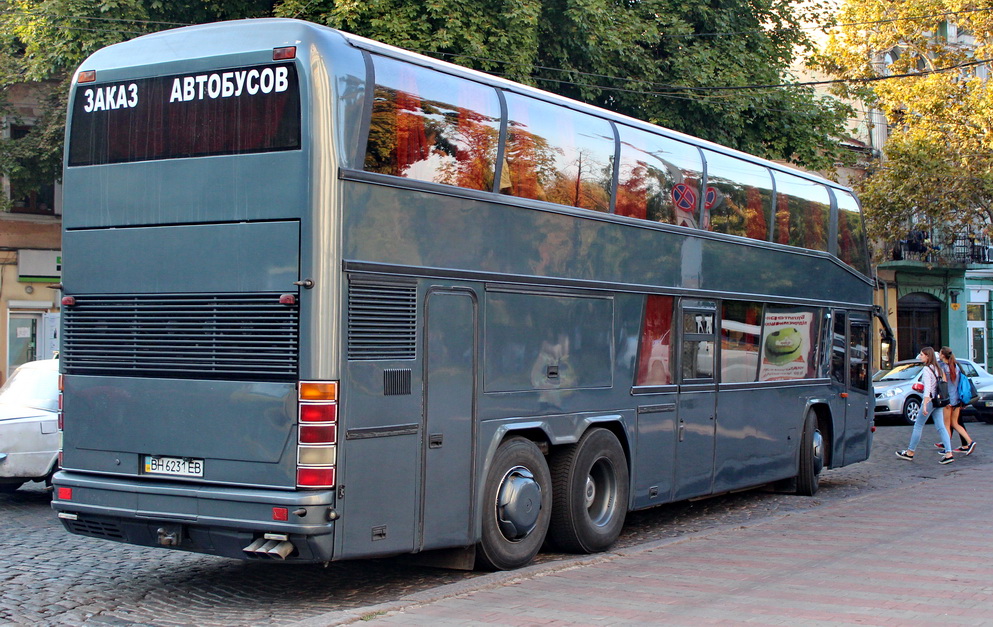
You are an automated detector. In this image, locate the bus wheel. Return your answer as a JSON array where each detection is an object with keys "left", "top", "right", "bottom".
[
  {"left": 547, "top": 428, "right": 629, "bottom": 553},
  {"left": 796, "top": 412, "right": 824, "bottom": 496},
  {"left": 476, "top": 437, "right": 551, "bottom": 571}
]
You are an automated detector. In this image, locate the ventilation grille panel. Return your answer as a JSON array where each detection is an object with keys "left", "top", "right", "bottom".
[
  {"left": 384, "top": 368, "right": 412, "bottom": 395},
  {"left": 64, "top": 517, "right": 126, "bottom": 541},
  {"left": 348, "top": 281, "right": 417, "bottom": 360},
  {"left": 62, "top": 293, "right": 299, "bottom": 380}
]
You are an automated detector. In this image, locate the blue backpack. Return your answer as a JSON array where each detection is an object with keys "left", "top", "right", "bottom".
[{"left": 958, "top": 373, "right": 978, "bottom": 405}]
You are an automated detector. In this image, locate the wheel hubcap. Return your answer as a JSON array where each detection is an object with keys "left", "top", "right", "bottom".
[
  {"left": 586, "top": 457, "right": 617, "bottom": 527},
  {"left": 812, "top": 430, "right": 824, "bottom": 475},
  {"left": 496, "top": 466, "right": 541, "bottom": 541}
]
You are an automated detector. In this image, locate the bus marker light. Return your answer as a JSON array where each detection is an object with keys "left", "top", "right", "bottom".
[
  {"left": 273, "top": 46, "right": 296, "bottom": 60},
  {"left": 297, "top": 467, "right": 334, "bottom": 488},
  {"left": 58, "top": 487, "right": 73, "bottom": 500},
  {"left": 78, "top": 70, "right": 96, "bottom": 83},
  {"left": 299, "top": 403, "right": 336, "bottom": 423},
  {"left": 300, "top": 424, "right": 336, "bottom": 444},
  {"left": 279, "top": 293, "right": 296, "bottom": 305},
  {"left": 300, "top": 381, "right": 337, "bottom": 401},
  {"left": 272, "top": 507, "right": 288, "bottom": 521},
  {"left": 61, "top": 296, "right": 76, "bottom": 306}
]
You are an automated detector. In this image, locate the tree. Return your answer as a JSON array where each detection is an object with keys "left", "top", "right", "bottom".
[{"left": 814, "top": 0, "right": 993, "bottom": 252}]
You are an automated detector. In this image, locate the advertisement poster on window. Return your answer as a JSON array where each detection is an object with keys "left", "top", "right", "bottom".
[{"left": 759, "top": 308, "right": 814, "bottom": 381}]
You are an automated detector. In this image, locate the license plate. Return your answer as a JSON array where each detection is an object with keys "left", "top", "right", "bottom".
[
  {"left": 985, "top": 401, "right": 993, "bottom": 408},
  {"left": 143, "top": 455, "right": 204, "bottom": 477}
]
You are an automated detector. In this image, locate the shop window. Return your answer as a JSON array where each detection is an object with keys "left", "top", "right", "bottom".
[
  {"left": 502, "top": 93, "right": 613, "bottom": 212},
  {"left": 7, "top": 126, "right": 56, "bottom": 215},
  {"left": 365, "top": 55, "right": 501, "bottom": 191},
  {"left": 615, "top": 125, "right": 703, "bottom": 226}
]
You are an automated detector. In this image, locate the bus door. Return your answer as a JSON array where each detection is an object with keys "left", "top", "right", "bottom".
[
  {"left": 419, "top": 289, "right": 477, "bottom": 551},
  {"left": 832, "top": 311, "right": 872, "bottom": 465},
  {"left": 673, "top": 300, "right": 718, "bottom": 500}
]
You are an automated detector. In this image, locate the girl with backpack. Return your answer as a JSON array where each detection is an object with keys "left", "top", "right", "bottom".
[
  {"left": 896, "top": 346, "right": 954, "bottom": 464},
  {"left": 938, "top": 346, "right": 977, "bottom": 455}
]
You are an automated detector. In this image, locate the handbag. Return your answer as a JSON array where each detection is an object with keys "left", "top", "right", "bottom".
[
  {"left": 958, "top": 373, "right": 978, "bottom": 405},
  {"left": 932, "top": 366, "right": 950, "bottom": 407}
]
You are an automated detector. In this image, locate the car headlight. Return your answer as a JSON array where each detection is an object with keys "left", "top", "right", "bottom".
[{"left": 883, "top": 387, "right": 904, "bottom": 398}]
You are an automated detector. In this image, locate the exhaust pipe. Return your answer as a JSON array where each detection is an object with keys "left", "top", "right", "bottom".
[
  {"left": 243, "top": 537, "right": 295, "bottom": 560},
  {"left": 266, "top": 540, "right": 294, "bottom": 559}
]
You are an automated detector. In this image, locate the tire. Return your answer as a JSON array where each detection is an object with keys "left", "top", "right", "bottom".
[
  {"left": 476, "top": 437, "right": 552, "bottom": 571},
  {"left": 902, "top": 397, "right": 922, "bottom": 426},
  {"left": 0, "top": 482, "right": 24, "bottom": 494},
  {"left": 980, "top": 411, "right": 993, "bottom": 425},
  {"left": 547, "top": 428, "right": 629, "bottom": 554},
  {"left": 796, "top": 412, "right": 824, "bottom": 497}
]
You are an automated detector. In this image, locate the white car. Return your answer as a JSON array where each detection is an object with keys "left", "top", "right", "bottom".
[
  {"left": 873, "top": 357, "right": 993, "bottom": 425},
  {"left": 0, "top": 359, "right": 60, "bottom": 492}
]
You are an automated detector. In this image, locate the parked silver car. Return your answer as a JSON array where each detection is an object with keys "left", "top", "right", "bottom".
[
  {"left": 970, "top": 384, "right": 993, "bottom": 423},
  {"left": 873, "top": 358, "right": 993, "bottom": 425},
  {"left": 0, "top": 359, "right": 59, "bottom": 492}
]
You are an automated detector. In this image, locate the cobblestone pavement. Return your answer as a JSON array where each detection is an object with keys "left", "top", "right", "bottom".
[{"left": 1, "top": 420, "right": 988, "bottom": 625}]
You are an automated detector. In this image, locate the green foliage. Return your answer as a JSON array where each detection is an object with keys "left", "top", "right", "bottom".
[{"left": 815, "top": 0, "right": 993, "bottom": 253}]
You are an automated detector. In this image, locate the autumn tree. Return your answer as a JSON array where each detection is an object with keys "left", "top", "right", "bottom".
[{"left": 814, "top": 0, "right": 993, "bottom": 252}]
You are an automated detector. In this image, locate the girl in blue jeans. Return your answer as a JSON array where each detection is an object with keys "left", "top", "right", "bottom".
[{"left": 896, "top": 346, "right": 954, "bottom": 464}]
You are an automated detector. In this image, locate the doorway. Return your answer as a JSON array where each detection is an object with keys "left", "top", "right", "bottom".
[{"left": 897, "top": 293, "right": 941, "bottom": 359}]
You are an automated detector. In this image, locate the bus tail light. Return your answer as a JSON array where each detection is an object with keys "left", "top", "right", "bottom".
[
  {"left": 297, "top": 467, "right": 335, "bottom": 488},
  {"left": 297, "top": 381, "right": 337, "bottom": 489}
]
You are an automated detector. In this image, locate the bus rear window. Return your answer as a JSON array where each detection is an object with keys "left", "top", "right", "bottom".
[{"left": 68, "top": 63, "right": 301, "bottom": 166}]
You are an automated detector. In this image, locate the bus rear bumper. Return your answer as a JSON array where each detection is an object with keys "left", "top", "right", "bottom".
[{"left": 51, "top": 470, "right": 337, "bottom": 562}]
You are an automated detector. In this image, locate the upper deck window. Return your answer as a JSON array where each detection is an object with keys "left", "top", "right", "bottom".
[
  {"left": 615, "top": 126, "right": 703, "bottom": 227},
  {"left": 364, "top": 56, "right": 501, "bottom": 191},
  {"left": 773, "top": 172, "right": 831, "bottom": 252},
  {"left": 835, "top": 190, "right": 870, "bottom": 275},
  {"left": 68, "top": 63, "right": 301, "bottom": 166},
  {"left": 502, "top": 93, "right": 613, "bottom": 212},
  {"left": 701, "top": 151, "right": 774, "bottom": 241}
]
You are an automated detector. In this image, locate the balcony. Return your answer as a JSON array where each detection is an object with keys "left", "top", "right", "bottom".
[{"left": 892, "top": 231, "right": 993, "bottom": 265}]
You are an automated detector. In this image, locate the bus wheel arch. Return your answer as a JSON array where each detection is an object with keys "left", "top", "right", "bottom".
[
  {"left": 475, "top": 436, "right": 552, "bottom": 571},
  {"left": 547, "top": 426, "right": 630, "bottom": 554}
]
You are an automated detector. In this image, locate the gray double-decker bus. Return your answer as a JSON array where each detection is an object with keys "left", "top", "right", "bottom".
[{"left": 53, "top": 19, "right": 875, "bottom": 570}]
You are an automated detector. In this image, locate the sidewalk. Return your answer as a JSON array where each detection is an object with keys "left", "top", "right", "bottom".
[{"left": 302, "top": 461, "right": 993, "bottom": 626}]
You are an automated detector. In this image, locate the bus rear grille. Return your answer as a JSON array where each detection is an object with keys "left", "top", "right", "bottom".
[
  {"left": 64, "top": 517, "right": 126, "bottom": 541},
  {"left": 347, "top": 280, "right": 416, "bottom": 360},
  {"left": 62, "top": 293, "right": 299, "bottom": 380}
]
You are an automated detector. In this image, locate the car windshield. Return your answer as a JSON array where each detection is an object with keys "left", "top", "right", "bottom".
[
  {"left": 0, "top": 364, "right": 59, "bottom": 412},
  {"left": 878, "top": 363, "right": 923, "bottom": 382}
]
